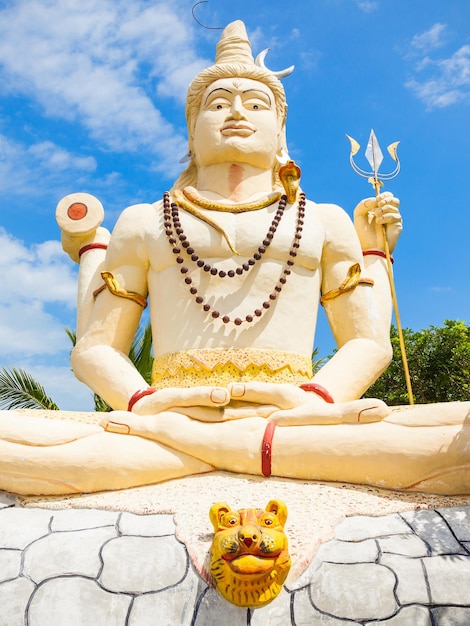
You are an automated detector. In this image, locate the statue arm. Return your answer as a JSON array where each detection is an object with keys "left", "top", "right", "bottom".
[
  {"left": 71, "top": 205, "right": 152, "bottom": 410},
  {"left": 311, "top": 203, "right": 393, "bottom": 402},
  {"left": 70, "top": 203, "right": 236, "bottom": 417}
]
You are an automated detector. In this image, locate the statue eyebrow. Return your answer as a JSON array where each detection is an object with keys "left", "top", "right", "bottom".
[
  {"left": 242, "top": 89, "right": 272, "bottom": 105},
  {"left": 205, "top": 87, "right": 232, "bottom": 103},
  {"left": 204, "top": 87, "right": 272, "bottom": 106}
]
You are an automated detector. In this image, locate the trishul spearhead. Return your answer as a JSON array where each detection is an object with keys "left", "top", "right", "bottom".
[{"left": 346, "top": 129, "right": 400, "bottom": 196}]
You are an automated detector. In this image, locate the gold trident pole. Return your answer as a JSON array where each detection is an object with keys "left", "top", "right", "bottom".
[{"left": 347, "top": 130, "right": 414, "bottom": 405}]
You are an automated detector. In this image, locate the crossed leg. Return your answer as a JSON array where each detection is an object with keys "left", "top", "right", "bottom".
[{"left": 0, "top": 401, "right": 469, "bottom": 496}]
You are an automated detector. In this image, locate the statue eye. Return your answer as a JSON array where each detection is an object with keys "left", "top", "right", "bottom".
[
  {"left": 264, "top": 519, "right": 273, "bottom": 525},
  {"left": 228, "top": 518, "right": 237, "bottom": 525},
  {"left": 253, "top": 104, "right": 259, "bottom": 110}
]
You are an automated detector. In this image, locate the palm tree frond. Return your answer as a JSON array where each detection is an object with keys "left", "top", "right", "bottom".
[
  {"left": 65, "top": 327, "right": 77, "bottom": 347},
  {"left": 128, "top": 322, "right": 154, "bottom": 386},
  {"left": 0, "top": 367, "right": 60, "bottom": 410}
]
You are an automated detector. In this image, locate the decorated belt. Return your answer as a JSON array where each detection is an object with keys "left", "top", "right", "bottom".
[{"left": 151, "top": 348, "right": 313, "bottom": 389}]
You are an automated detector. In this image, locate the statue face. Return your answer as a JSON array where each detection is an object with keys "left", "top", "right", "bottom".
[{"left": 193, "top": 77, "right": 279, "bottom": 170}]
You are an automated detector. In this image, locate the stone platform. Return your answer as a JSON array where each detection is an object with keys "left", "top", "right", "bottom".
[{"left": 1, "top": 493, "right": 469, "bottom": 625}]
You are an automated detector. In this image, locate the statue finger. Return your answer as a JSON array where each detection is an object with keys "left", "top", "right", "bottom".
[
  {"left": 354, "top": 197, "right": 376, "bottom": 217},
  {"left": 100, "top": 411, "right": 144, "bottom": 435},
  {"left": 340, "top": 399, "right": 390, "bottom": 423},
  {"left": 267, "top": 405, "right": 343, "bottom": 425},
  {"left": 375, "top": 211, "right": 402, "bottom": 226},
  {"left": 227, "top": 382, "right": 304, "bottom": 409},
  {"left": 136, "top": 386, "right": 231, "bottom": 414},
  {"left": 378, "top": 196, "right": 399, "bottom": 209}
]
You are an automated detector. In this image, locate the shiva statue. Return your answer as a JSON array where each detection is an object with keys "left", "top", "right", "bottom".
[{"left": 0, "top": 21, "right": 468, "bottom": 496}]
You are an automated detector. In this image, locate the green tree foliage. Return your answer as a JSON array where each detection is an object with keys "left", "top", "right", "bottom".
[
  {"left": 365, "top": 320, "right": 470, "bottom": 405},
  {"left": 0, "top": 323, "right": 154, "bottom": 412},
  {"left": 0, "top": 367, "right": 60, "bottom": 410}
]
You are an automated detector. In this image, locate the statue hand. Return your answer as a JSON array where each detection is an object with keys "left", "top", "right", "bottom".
[
  {"left": 224, "top": 382, "right": 341, "bottom": 426},
  {"left": 131, "top": 385, "right": 231, "bottom": 421},
  {"left": 227, "top": 383, "right": 389, "bottom": 424},
  {"left": 268, "top": 396, "right": 390, "bottom": 425},
  {"left": 132, "top": 382, "right": 319, "bottom": 422},
  {"left": 354, "top": 192, "right": 402, "bottom": 253}
]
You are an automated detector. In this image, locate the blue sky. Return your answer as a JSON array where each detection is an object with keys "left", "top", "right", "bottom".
[{"left": 0, "top": 0, "right": 469, "bottom": 410}]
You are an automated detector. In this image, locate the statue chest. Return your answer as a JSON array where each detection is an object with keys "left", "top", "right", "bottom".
[{"left": 153, "top": 204, "right": 323, "bottom": 272}]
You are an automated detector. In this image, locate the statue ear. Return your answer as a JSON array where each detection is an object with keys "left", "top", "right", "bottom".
[
  {"left": 265, "top": 499, "right": 288, "bottom": 527},
  {"left": 209, "top": 502, "right": 232, "bottom": 530}
]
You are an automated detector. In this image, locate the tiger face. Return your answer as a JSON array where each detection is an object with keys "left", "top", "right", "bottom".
[{"left": 209, "top": 499, "right": 291, "bottom": 608}]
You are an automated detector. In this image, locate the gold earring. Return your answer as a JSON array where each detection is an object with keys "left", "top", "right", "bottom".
[{"left": 179, "top": 150, "right": 194, "bottom": 164}]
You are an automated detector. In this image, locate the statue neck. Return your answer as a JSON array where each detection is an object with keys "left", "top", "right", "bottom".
[{"left": 196, "top": 163, "right": 274, "bottom": 203}]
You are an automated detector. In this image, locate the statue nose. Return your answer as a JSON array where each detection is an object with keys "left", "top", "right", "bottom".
[
  {"left": 231, "top": 95, "right": 245, "bottom": 119},
  {"left": 239, "top": 527, "right": 258, "bottom": 547}
]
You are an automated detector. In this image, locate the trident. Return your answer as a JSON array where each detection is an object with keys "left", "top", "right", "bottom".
[{"left": 347, "top": 130, "right": 414, "bottom": 405}]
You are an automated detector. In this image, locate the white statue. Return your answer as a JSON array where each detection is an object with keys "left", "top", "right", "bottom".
[{"left": 0, "top": 22, "right": 468, "bottom": 496}]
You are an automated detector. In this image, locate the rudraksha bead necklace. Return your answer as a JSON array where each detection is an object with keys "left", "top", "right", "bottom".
[{"left": 163, "top": 191, "right": 305, "bottom": 325}]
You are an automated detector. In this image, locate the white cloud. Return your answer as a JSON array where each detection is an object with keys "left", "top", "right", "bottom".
[
  {"left": 356, "top": 1, "right": 379, "bottom": 13},
  {"left": 0, "top": 227, "right": 94, "bottom": 409},
  {"left": 410, "top": 23, "right": 446, "bottom": 53},
  {"left": 0, "top": 228, "right": 77, "bottom": 359},
  {"left": 0, "top": 0, "right": 209, "bottom": 160},
  {"left": 404, "top": 24, "right": 470, "bottom": 109},
  {"left": 405, "top": 44, "right": 470, "bottom": 108},
  {"left": 0, "top": 133, "right": 97, "bottom": 198},
  {"left": 28, "top": 142, "right": 96, "bottom": 173}
]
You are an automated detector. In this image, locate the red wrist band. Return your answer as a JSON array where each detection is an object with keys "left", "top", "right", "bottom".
[
  {"left": 299, "top": 383, "right": 335, "bottom": 404},
  {"left": 362, "top": 249, "right": 394, "bottom": 264},
  {"left": 128, "top": 388, "right": 156, "bottom": 412},
  {"left": 261, "top": 422, "right": 276, "bottom": 477},
  {"left": 78, "top": 243, "right": 108, "bottom": 258}
]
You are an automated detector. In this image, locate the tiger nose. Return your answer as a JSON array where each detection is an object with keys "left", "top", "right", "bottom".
[{"left": 239, "top": 527, "right": 258, "bottom": 547}]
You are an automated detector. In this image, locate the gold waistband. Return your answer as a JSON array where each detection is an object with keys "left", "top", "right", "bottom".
[{"left": 151, "top": 349, "right": 313, "bottom": 389}]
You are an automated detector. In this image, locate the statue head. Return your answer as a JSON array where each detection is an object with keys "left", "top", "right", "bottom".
[
  {"left": 174, "top": 21, "right": 290, "bottom": 190},
  {"left": 209, "top": 499, "right": 291, "bottom": 608}
]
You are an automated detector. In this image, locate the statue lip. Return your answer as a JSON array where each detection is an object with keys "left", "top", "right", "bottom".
[
  {"left": 220, "top": 123, "right": 255, "bottom": 137},
  {"left": 221, "top": 550, "right": 281, "bottom": 562}
]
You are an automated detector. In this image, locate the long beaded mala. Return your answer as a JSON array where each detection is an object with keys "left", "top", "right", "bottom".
[{"left": 163, "top": 191, "right": 305, "bottom": 325}]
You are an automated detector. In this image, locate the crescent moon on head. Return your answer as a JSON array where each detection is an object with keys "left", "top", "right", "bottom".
[{"left": 255, "top": 48, "right": 295, "bottom": 78}]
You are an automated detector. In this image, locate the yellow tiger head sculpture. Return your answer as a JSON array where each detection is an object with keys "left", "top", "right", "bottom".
[{"left": 209, "top": 499, "right": 291, "bottom": 608}]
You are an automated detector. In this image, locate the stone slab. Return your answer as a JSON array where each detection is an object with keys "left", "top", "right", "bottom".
[
  {"left": 401, "top": 509, "right": 467, "bottom": 555},
  {"left": 377, "top": 532, "right": 429, "bottom": 557},
  {"left": 367, "top": 605, "right": 432, "bottom": 625},
  {"left": 28, "top": 577, "right": 131, "bottom": 626},
  {"left": 379, "top": 553, "right": 429, "bottom": 604},
  {"left": 310, "top": 562, "right": 398, "bottom": 621},
  {"left": 315, "top": 537, "right": 378, "bottom": 563},
  {"left": 0, "top": 507, "right": 51, "bottom": 549},
  {"left": 334, "top": 513, "right": 410, "bottom": 541},
  {"left": 100, "top": 535, "right": 188, "bottom": 593},
  {"left": 438, "top": 506, "right": 470, "bottom": 542},
  {"left": 424, "top": 555, "right": 470, "bottom": 605},
  {"left": 50, "top": 507, "right": 119, "bottom": 531},
  {"left": 23, "top": 526, "right": 117, "bottom": 582},
  {"left": 0, "top": 577, "right": 35, "bottom": 626},
  {"left": 119, "top": 511, "right": 175, "bottom": 536}
]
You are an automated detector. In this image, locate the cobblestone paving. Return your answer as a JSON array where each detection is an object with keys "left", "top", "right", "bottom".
[{"left": 0, "top": 493, "right": 468, "bottom": 625}]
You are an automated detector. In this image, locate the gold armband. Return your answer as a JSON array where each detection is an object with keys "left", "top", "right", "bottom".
[
  {"left": 98, "top": 271, "right": 147, "bottom": 308},
  {"left": 320, "top": 263, "right": 374, "bottom": 304}
]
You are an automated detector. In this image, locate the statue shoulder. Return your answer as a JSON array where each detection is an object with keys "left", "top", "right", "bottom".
[
  {"left": 113, "top": 202, "right": 159, "bottom": 237},
  {"left": 106, "top": 201, "right": 160, "bottom": 267},
  {"left": 309, "top": 200, "right": 355, "bottom": 232}
]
